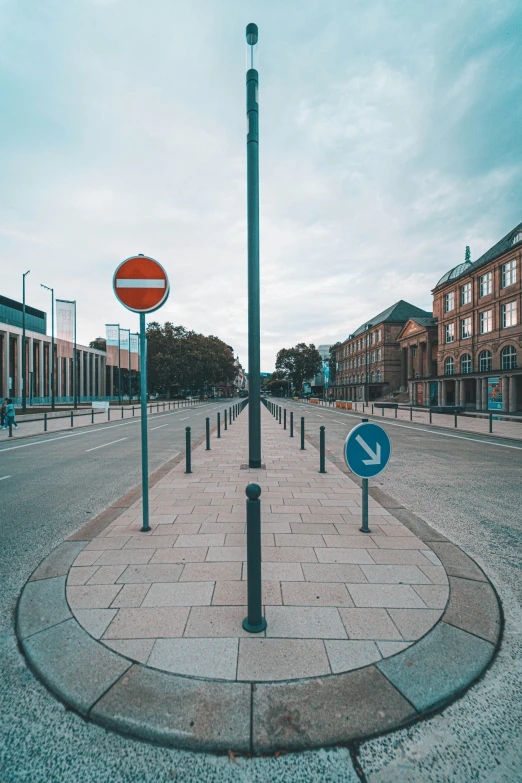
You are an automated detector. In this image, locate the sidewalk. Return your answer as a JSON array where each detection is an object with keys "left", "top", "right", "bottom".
[{"left": 16, "top": 403, "right": 502, "bottom": 753}]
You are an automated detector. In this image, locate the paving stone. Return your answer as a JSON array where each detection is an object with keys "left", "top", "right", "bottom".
[
  {"left": 385, "top": 508, "right": 449, "bottom": 541},
  {"left": 301, "top": 563, "right": 368, "bottom": 583},
  {"left": 419, "top": 566, "right": 449, "bottom": 584},
  {"left": 73, "top": 550, "right": 103, "bottom": 567},
  {"left": 110, "top": 584, "right": 151, "bottom": 608},
  {"left": 360, "top": 565, "right": 432, "bottom": 584},
  {"left": 174, "top": 534, "right": 225, "bottom": 548},
  {"left": 429, "top": 542, "right": 488, "bottom": 581},
  {"left": 325, "top": 640, "right": 382, "bottom": 673},
  {"left": 281, "top": 582, "right": 353, "bottom": 607},
  {"left": 142, "top": 582, "right": 214, "bottom": 607},
  {"left": 339, "top": 608, "right": 402, "bottom": 640},
  {"left": 262, "top": 547, "right": 318, "bottom": 563},
  {"left": 412, "top": 584, "right": 449, "bottom": 609},
  {"left": 94, "top": 549, "right": 155, "bottom": 566},
  {"left": 252, "top": 665, "right": 416, "bottom": 752},
  {"left": 180, "top": 562, "right": 242, "bottom": 581},
  {"left": 148, "top": 638, "right": 239, "bottom": 679},
  {"left": 315, "top": 548, "right": 375, "bottom": 564},
  {"left": 152, "top": 523, "right": 201, "bottom": 536},
  {"left": 29, "top": 541, "right": 89, "bottom": 581},
  {"left": 184, "top": 606, "right": 256, "bottom": 638},
  {"left": 370, "top": 536, "right": 426, "bottom": 550},
  {"left": 376, "top": 621, "right": 495, "bottom": 712},
  {"left": 17, "top": 576, "right": 71, "bottom": 640},
  {"left": 387, "top": 608, "right": 443, "bottom": 640},
  {"left": 205, "top": 547, "right": 246, "bottom": 561},
  {"left": 238, "top": 638, "right": 330, "bottom": 681},
  {"left": 103, "top": 638, "right": 155, "bottom": 663},
  {"left": 274, "top": 534, "right": 326, "bottom": 548},
  {"left": 265, "top": 606, "right": 347, "bottom": 638},
  {"left": 67, "top": 566, "right": 99, "bottom": 586},
  {"left": 91, "top": 663, "right": 251, "bottom": 751},
  {"left": 86, "top": 565, "right": 127, "bottom": 584},
  {"left": 368, "top": 549, "right": 435, "bottom": 566},
  {"left": 124, "top": 535, "right": 178, "bottom": 549},
  {"left": 75, "top": 608, "right": 118, "bottom": 638},
  {"left": 212, "top": 580, "right": 282, "bottom": 606},
  {"left": 86, "top": 537, "right": 130, "bottom": 551},
  {"left": 116, "top": 564, "right": 183, "bottom": 583},
  {"left": 347, "top": 584, "right": 427, "bottom": 608},
  {"left": 67, "top": 584, "right": 122, "bottom": 609},
  {"left": 150, "top": 547, "right": 207, "bottom": 564},
  {"left": 420, "top": 550, "right": 443, "bottom": 566},
  {"left": 443, "top": 575, "right": 501, "bottom": 643},
  {"left": 249, "top": 562, "right": 304, "bottom": 581},
  {"left": 23, "top": 618, "right": 131, "bottom": 715},
  {"left": 376, "top": 640, "right": 412, "bottom": 656},
  {"left": 103, "top": 607, "right": 190, "bottom": 639}
]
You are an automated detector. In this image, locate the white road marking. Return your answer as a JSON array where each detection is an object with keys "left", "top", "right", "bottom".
[
  {"left": 180, "top": 417, "right": 189, "bottom": 420},
  {"left": 150, "top": 424, "right": 169, "bottom": 431},
  {"left": 0, "top": 475, "right": 11, "bottom": 481},
  {"left": 86, "top": 438, "right": 127, "bottom": 452}
]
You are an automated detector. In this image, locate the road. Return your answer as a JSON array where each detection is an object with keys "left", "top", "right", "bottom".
[{"left": 1, "top": 398, "right": 521, "bottom": 782}]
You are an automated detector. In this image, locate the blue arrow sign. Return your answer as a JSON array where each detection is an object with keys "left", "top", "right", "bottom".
[{"left": 344, "top": 422, "right": 391, "bottom": 478}]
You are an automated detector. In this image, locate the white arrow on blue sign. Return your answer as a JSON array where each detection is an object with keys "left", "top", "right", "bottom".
[{"left": 344, "top": 422, "right": 391, "bottom": 478}]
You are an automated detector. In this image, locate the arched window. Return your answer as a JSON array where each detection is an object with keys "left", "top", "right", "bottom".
[
  {"left": 511, "top": 231, "right": 522, "bottom": 245},
  {"left": 371, "top": 372, "right": 375, "bottom": 382},
  {"left": 479, "top": 350, "right": 492, "bottom": 372},
  {"left": 444, "top": 357, "right": 454, "bottom": 375},
  {"left": 501, "top": 345, "right": 517, "bottom": 370},
  {"left": 460, "top": 354, "right": 472, "bottom": 374}
]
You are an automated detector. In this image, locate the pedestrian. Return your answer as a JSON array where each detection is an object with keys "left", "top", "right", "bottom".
[
  {"left": 0, "top": 399, "right": 6, "bottom": 427},
  {"left": 2, "top": 399, "right": 18, "bottom": 430}
]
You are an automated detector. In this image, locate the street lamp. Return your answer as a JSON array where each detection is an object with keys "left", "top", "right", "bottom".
[
  {"left": 22, "top": 270, "right": 30, "bottom": 412},
  {"left": 40, "top": 284, "right": 55, "bottom": 410},
  {"left": 246, "top": 22, "right": 261, "bottom": 468}
]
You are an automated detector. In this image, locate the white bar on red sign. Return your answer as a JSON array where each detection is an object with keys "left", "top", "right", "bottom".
[{"left": 116, "top": 279, "right": 165, "bottom": 288}]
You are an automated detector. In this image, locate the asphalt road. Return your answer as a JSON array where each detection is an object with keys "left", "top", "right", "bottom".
[{"left": 1, "top": 398, "right": 521, "bottom": 782}]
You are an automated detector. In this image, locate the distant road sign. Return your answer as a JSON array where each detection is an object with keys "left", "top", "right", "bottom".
[
  {"left": 344, "top": 421, "right": 391, "bottom": 479},
  {"left": 113, "top": 255, "right": 169, "bottom": 313}
]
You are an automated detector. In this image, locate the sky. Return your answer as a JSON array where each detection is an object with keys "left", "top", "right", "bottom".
[{"left": 1, "top": 0, "right": 521, "bottom": 371}]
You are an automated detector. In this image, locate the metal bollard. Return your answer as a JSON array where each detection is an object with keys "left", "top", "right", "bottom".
[
  {"left": 395, "top": 407, "right": 398, "bottom": 419},
  {"left": 290, "top": 411, "right": 294, "bottom": 437},
  {"left": 410, "top": 406, "right": 413, "bottom": 421},
  {"left": 300, "top": 417, "right": 305, "bottom": 450},
  {"left": 91, "top": 408, "right": 94, "bottom": 424},
  {"left": 319, "top": 426, "right": 326, "bottom": 473},
  {"left": 132, "top": 406, "right": 135, "bottom": 417},
  {"left": 224, "top": 409, "right": 228, "bottom": 430},
  {"left": 205, "top": 417, "right": 210, "bottom": 450},
  {"left": 284, "top": 409, "right": 287, "bottom": 429},
  {"left": 108, "top": 407, "right": 111, "bottom": 421},
  {"left": 429, "top": 408, "right": 432, "bottom": 424},
  {"left": 157, "top": 403, "right": 159, "bottom": 413},
  {"left": 382, "top": 406, "right": 384, "bottom": 417},
  {"left": 44, "top": 413, "right": 47, "bottom": 432},
  {"left": 71, "top": 410, "right": 74, "bottom": 427},
  {"left": 454, "top": 408, "right": 458, "bottom": 428},
  {"left": 185, "top": 427, "right": 192, "bottom": 474},
  {"left": 122, "top": 406, "right": 124, "bottom": 419},
  {"left": 242, "top": 483, "right": 267, "bottom": 634},
  {"left": 372, "top": 404, "right": 374, "bottom": 414},
  {"left": 360, "top": 419, "right": 371, "bottom": 534},
  {"left": 489, "top": 413, "right": 493, "bottom": 433},
  {"left": 279, "top": 407, "right": 281, "bottom": 425},
  {"left": 217, "top": 411, "right": 221, "bottom": 438}
]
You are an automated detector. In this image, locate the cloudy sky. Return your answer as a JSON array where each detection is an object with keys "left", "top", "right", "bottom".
[{"left": 1, "top": 0, "right": 521, "bottom": 370}]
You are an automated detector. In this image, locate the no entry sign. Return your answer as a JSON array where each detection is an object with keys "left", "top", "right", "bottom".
[{"left": 113, "top": 255, "right": 169, "bottom": 313}]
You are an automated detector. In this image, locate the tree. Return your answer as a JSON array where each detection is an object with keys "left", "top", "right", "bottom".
[
  {"left": 89, "top": 337, "right": 106, "bottom": 351},
  {"left": 328, "top": 342, "right": 342, "bottom": 387},
  {"left": 275, "top": 343, "right": 322, "bottom": 393}
]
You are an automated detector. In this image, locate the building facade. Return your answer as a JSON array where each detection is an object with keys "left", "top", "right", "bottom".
[
  {"left": 0, "top": 296, "right": 106, "bottom": 403},
  {"left": 429, "top": 223, "right": 522, "bottom": 412},
  {"left": 397, "top": 316, "right": 438, "bottom": 405},
  {"left": 334, "top": 301, "right": 432, "bottom": 401}
]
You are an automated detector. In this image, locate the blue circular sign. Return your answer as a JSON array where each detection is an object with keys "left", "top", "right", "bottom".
[{"left": 344, "top": 422, "right": 391, "bottom": 478}]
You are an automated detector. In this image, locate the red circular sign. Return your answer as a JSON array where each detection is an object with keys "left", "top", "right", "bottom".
[{"left": 113, "top": 255, "right": 170, "bottom": 313}]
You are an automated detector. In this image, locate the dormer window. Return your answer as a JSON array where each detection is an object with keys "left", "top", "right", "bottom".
[{"left": 511, "top": 231, "right": 522, "bottom": 245}]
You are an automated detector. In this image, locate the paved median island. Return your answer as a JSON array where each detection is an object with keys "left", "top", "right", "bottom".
[{"left": 16, "top": 404, "right": 502, "bottom": 753}]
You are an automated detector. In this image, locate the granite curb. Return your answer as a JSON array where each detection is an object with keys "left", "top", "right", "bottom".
[{"left": 16, "top": 408, "right": 503, "bottom": 754}]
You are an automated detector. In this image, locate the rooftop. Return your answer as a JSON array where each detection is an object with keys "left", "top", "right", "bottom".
[{"left": 345, "top": 300, "right": 432, "bottom": 342}]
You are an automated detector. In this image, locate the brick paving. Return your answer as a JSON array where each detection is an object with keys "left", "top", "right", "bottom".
[{"left": 64, "top": 404, "right": 449, "bottom": 682}]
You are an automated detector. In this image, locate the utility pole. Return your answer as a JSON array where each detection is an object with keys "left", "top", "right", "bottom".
[
  {"left": 22, "top": 270, "right": 30, "bottom": 412},
  {"left": 40, "top": 283, "right": 55, "bottom": 410},
  {"left": 246, "top": 22, "right": 262, "bottom": 468}
]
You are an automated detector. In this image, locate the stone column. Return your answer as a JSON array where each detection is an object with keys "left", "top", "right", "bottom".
[
  {"left": 425, "top": 341, "right": 431, "bottom": 377},
  {"left": 401, "top": 348, "right": 407, "bottom": 387},
  {"left": 38, "top": 341, "right": 44, "bottom": 399},
  {"left": 509, "top": 376, "right": 517, "bottom": 413},
  {"left": 502, "top": 377, "right": 510, "bottom": 412},
  {"left": 1, "top": 329, "right": 9, "bottom": 398},
  {"left": 79, "top": 351, "right": 84, "bottom": 401},
  {"left": 481, "top": 377, "right": 488, "bottom": 411},
  {"left": 460, "top": 378, "right": 466, "bottom": 407},
  {"left": 441, "top": 380, "right": 447, "bottom": 406},
  {"left": 438, "top": 380, "right": 443, "bottom": 406},
  {"left": 476, "top": 378, "right": 482, "bottom": 410},
  {"left": 109, "top": 364, "right": 114, "bottom": 398}
]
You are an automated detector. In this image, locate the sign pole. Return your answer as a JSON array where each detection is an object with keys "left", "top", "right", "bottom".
[{"left": 140, "top": 313, "right": 150, "bottom": 532}]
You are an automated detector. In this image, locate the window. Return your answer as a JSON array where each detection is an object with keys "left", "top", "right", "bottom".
[
  {"left": 479, "top": 350, "right": 492, "bottom": 372},
  {"left": 512, "top": 231, "right": 522, "bottom": 245},
  {"left": 445, "top": 323, "right": 455, "bottom": 343},
  {"left": 377, "top": 329, "right": 381, "bottom": 342},
  {"left": 377, "top": 348, "right": 382, "bottom": 361},
  {"left": 371, "top": 372, "right": 375, "bottom": 382},
  {"left": 377, "top": 370, "right": 382, "bottom": 382},
  {"left": 444, "top": 357, "right": 454, "bottom": 375},
  {"left": 501, "top": 301, "right": 517, "bottom": 328},
  {"left": 461, "top": 282, "right": 472, "bottom": 305},
  {"left": 501, "top": 346, "right": 517, "bottom": 370},
  {"left": 371, "top": 332, "right": 375, "bottom": 344},
  {"left": 480, "top": 310, "right": 492, "bottom": 334},
  {"left": 445, "top": 291, "right": 455, "bottom": 312},
  {"left": 479, "top": 272, "right": 492, "bottom": 297},
  {"left": 371, "top": 351, "right": 375, "bottom": 363},
  {"left": 461, "top": 316, "right": 472, "bottom": 339},
  {"left": 460, "top": 354, "right": 472, "bottom": 374},
  {"left": 502, "top": 259, "right": 516, "bottom": 288}
]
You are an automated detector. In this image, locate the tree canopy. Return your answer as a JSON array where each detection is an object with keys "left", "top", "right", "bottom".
[
  {"left": 275, "top": 343, "right": 322, "bottom": 393},
  {"left": 146, "top": 323, "right": 238, "bottom": 395}
]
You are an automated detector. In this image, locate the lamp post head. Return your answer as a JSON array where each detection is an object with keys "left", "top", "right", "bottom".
[
  {"left": 246, "top": 23, "right": 259, "bottom": 70},
  {"left": 246, "top": 23, "right": 258, "bottom": 45}
]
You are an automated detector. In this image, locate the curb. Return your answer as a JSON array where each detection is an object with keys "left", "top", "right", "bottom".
[{"left": 16, "top": 410, "right": 503, "bottom": 754}]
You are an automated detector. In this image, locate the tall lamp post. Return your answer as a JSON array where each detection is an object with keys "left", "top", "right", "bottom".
[
  {"left": 246, "top": 22, "right": 262, "bottom": 468},
  {"left": 40, "top": 284, "right": 55, "bottom": 410},
  {"left": 22, "top": 270, "right": 30, "bottom": 412}
]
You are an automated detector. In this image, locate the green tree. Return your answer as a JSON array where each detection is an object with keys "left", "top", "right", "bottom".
[
  {"left": 328, "top": 341, "right": 342, "bottom": 387},
  {"left": 89, "top": 337, "right": 106, "bottom": 351},
  {"left": 275, "top": 343, "right": 322, "bottom": 393}
]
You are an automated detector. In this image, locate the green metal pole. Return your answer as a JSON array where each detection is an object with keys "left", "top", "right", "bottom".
[
  {"left": 246, "top": 23, "right": 261, "bottom": 468},
  {"left": 360, "top": 419, "right": 371, "bottom": 533},
  {"left": 139, "top": 313, "right": 150, "bottom": 532},
  {"left": 319, "top": 425, "right": 326, "bottom": 473}
]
